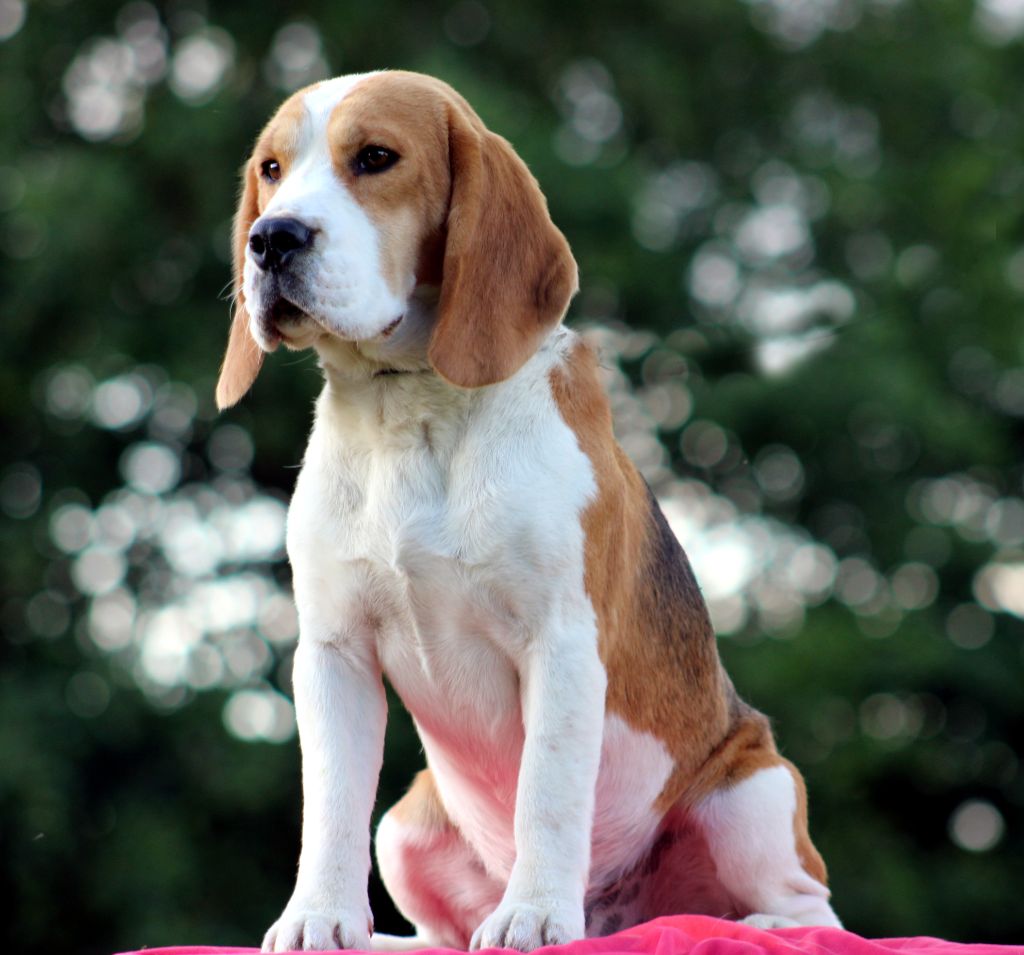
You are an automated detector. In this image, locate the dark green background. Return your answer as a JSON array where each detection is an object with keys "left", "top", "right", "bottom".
[{"left": 2, "top": 1, "right": 1023, "bottom": 953}]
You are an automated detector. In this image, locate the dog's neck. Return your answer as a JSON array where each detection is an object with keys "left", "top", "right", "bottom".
[
  {"left": 313, "top": 286, "right": 478, "bottom": 453},
  {"left": 315, "top": 285, "right": 439, "bottom": 381}
]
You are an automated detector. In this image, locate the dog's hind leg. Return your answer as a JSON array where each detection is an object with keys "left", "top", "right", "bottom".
[
  {"left": 691, "top": 759, "right": 842, "bottom": 929},
  {"left": 373, "top": 769, "right": 503, "bottom": 950}
]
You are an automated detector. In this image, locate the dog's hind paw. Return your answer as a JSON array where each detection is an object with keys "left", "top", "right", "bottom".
[{"left": 740, "top": 913, "right": 803, "bottom": 930}]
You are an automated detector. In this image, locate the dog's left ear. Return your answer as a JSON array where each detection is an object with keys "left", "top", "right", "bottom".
[
  {"left": 215, "top": 161, "right": 263, "bottom": 410},
  {"left": 428, "top": 100, "right": 579, "bottom": 389}
]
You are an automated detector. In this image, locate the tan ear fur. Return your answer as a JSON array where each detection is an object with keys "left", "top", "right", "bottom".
[
  {"left": 215, "top": 161, "right": 263, "bottom": 410},
  {"left": 428, "top": 101, "right": 579, "bottom": 389}
]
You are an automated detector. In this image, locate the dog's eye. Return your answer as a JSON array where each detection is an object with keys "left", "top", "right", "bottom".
[
  {"left": 261, "top": 159, "right": 282, "bottom": 183},
  {"left": 355, "top": 146, "right": 399, "bottom": 175}
]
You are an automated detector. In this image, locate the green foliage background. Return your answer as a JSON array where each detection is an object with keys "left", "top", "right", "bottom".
[{"left": 2, "top": 1, "right": 1023, "bottom": 953}]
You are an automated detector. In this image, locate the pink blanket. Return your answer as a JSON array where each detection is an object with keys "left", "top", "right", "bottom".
[{"left": 114, "top": 914, "right": 1022, "bottom": 955}]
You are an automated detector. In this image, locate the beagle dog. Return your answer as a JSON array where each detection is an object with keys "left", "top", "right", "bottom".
[{"left": 216, "top": 70, "right": 842, "bottom": 954}]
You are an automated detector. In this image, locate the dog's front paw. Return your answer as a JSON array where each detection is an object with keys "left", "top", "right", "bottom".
[
  {"left": 470, "top": 900, "right": 583, "bottom": 952},
  {"left": 262, "top": 906, "right": 372, "bottom": 952}
]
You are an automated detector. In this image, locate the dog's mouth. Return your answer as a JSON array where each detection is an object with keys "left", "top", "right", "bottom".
[
  {"left": 257, "top": 290, "right": 406, "bottom": 352},
  {"left": 270, "top": 297, "right": 309, "bottom": 326},
  {"left": 379, "top": 315, "right": 403, "bottom": 338},
  {"left": 262, "top": 296, "right": 313, "bottom": 348}
]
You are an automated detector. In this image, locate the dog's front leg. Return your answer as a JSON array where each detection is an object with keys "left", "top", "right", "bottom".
[
  {"left": 263, "top": 633, "right": 387, "bottom": 953},
  {"left": 471, "top": 629, "right": 607, "bottom": 952}
]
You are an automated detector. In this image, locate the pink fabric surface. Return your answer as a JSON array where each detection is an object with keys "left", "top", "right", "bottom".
[{"left": 114, "top": 914, "right": 1023, "bottom": 955}]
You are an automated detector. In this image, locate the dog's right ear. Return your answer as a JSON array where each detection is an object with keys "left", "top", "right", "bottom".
[{"left": 215, "top": 161, "right": 263, "bottom": 411}]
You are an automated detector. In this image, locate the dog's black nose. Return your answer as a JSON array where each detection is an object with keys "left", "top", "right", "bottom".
[{"left": 248, "top": 217, "right": 313, "bottom": 272}]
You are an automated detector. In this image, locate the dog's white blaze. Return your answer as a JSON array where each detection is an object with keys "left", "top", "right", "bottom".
[
  {"left": 303, "top": 72, "right": 380, "bottom": 125},
  {"left": 244, "top": 70, "right": 406, "bottom": 348}
]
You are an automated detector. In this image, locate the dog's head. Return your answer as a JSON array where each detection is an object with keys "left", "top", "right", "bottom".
[{"left": 216, "top": 70, "right": 578, "bottom": 409}]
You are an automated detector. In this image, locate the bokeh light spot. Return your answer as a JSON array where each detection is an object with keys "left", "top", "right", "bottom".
[
  {"left": 223, "top": 687, "right": 296, "bottom": 743},
  {"left": 207, "top": 424, "right": 254, "bottom": 472},
  {"left": 169, "top": 28, "right": 234, "bottom": 104},
  {"left": 65, "top": 672, "right": 111, "bottom": 719},
  {"left": 946, "top": 603, "right": 995, "bottom": 650},
  {"left": 264, "top": 21, "right": 328, "bottom": 92},
  {"left": 120, "top": 442, "right": 181, "bottom": 495},
  {"left": 1, "top": 463, "right": 42, "bottom": 519},
  {"left": 0, "top": 0, "right": 25, "bottom": 41},
  {"left": 949, "top": 799, "right": 1005, "bottom": 851},
  {"left": 72, "top": 548, "right": 127, "bottom": 597}
]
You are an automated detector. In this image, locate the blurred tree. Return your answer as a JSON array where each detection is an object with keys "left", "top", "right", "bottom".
[{"left": 1, "top": 1, "right": 1022, "bottom": 953}]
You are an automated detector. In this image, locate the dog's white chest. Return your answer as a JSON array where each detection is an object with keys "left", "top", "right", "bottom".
[
  {"left": 282, "top": 354, "right": 683, "bottom": 889},
  {"left": 286, "top": 359, "right": 594, "bottom": 728},
  {"left": 278, "top": 350, "right": 697, "bottom": 914}
]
